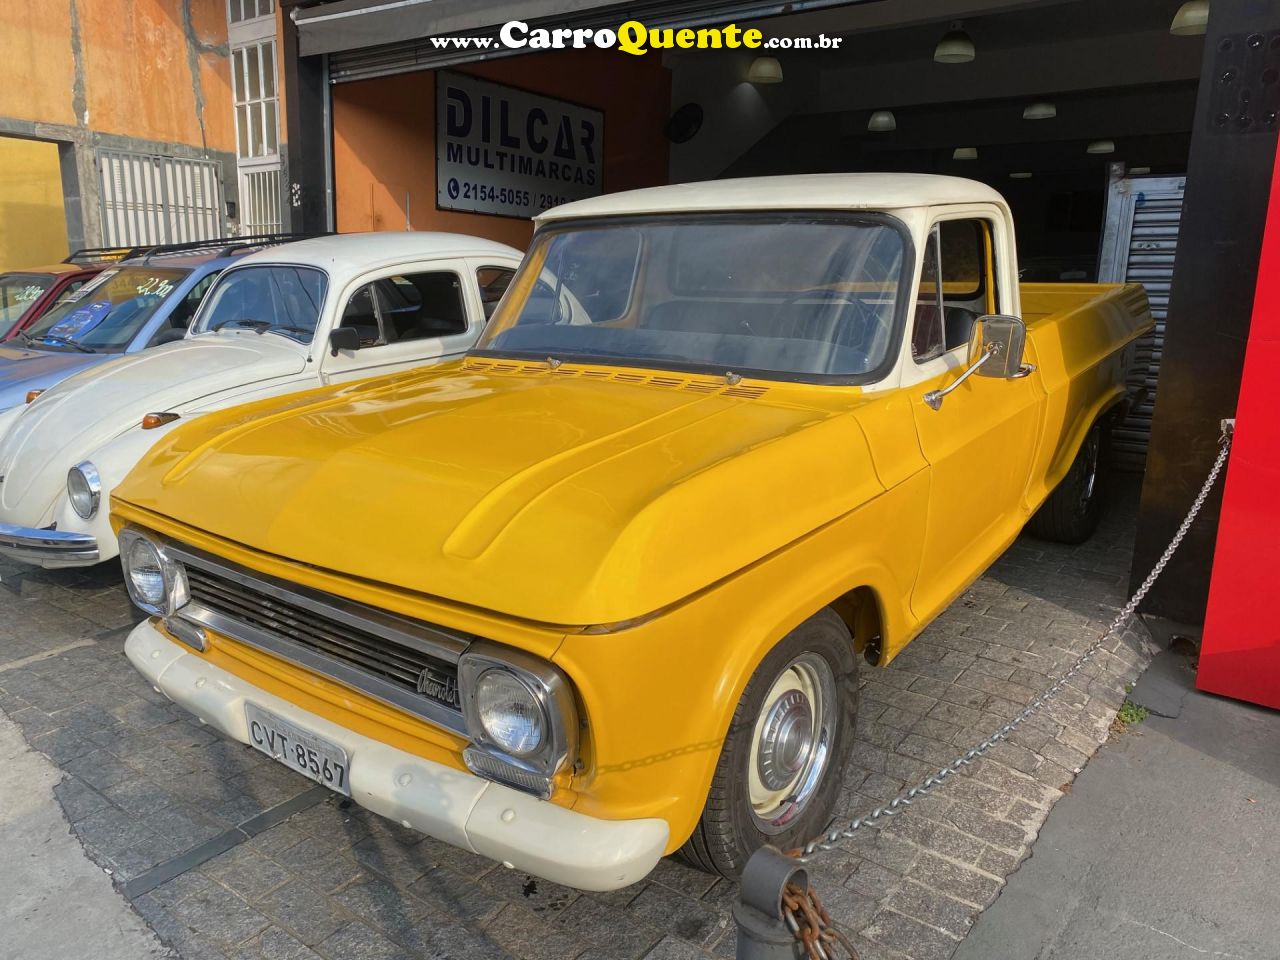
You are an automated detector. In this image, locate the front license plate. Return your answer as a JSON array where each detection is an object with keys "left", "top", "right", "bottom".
[{"left": 245, "top": 703, "right": 351, "bottom": 796}]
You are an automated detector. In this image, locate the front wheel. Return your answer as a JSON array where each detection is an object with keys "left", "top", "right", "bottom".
[
  {"left": 679, "top": 609, "right": 859, "bottom": 878},
  {"left": 1027, "top": 421, "right": 1109, "bottom": 544}
]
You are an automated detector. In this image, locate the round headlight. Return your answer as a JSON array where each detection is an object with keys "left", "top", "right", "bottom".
[
  {"left": 475, "top": 669, "right": 545, "bottom": 758},
  {"left": 125, "top": 537, "right": 166, "bottom": 608},
  {"left": 67, "top": 462, "right": 101, "bottom": 520}
]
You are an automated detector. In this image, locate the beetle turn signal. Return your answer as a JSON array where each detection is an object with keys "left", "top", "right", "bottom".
[
  {"left": 25, "top": 389, "right": 44, "bottom": 404},
  {"left": 141, "top": 412, "right": 181, "bottom": 430}
]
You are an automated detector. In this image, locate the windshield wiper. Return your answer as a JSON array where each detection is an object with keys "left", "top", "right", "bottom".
[
  {"left": 33, "top": 334, "right": 95, "bottom": 353},
  {"left": 213, "top": 318, "right": 271, "bottom": 333}
]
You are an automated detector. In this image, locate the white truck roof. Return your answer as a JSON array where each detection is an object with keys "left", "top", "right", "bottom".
[
  {"left": 537, "top": 173, "right": 1008, "bottom": 222},
  {"left": 233, "top": 231, "right": 524, "bottom": 271}
]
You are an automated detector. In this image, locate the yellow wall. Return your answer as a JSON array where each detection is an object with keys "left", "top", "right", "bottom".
[{"left": 0, "top": 138, "right": 67, "bottom": 268}]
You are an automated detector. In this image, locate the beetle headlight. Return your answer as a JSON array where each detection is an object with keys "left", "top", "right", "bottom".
[
  {"left": 119, "top": 529, "right": 189, "bottom": 617},
  {"left": 67, "top": 461, "right": 101, "bottom": 520},
  {"left": 459, "top": 643, "right": 577, "bottom": 795}
]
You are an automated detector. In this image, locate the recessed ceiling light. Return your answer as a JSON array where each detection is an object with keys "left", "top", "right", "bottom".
[
  {"left": 953, "top": 147, "right": 979, "bottom": 160},
  {"left": 868, "top": 110, "right": 897, "bottom": 132},
  {"left": 1087, "top": 140, "right": 1116, "bottom": 155},
  {"left": 934, "top": 22, "right": 976, "bottom": 63},
  {"left": 1170, "top": 0, "right": 1209, "bottom": 36},
  {"left": 1023, "top": 102, "right": 1057, "bottom": 120},
  {"left": 1010, "top": 171, "right": 1033, "bottom": 179}
]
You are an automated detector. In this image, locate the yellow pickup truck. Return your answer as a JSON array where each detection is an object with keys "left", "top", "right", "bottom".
[{"left": 114, "top": 174, "right": 1152, "bottom": 891}]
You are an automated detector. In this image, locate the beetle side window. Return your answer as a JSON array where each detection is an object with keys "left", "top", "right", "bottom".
[
  {"left": 375, "top": 272, "right": 467, "bottom": 343},
  {"left": 477, "top": 267, "right": 516, "bottom": 319},
  {"left": 339, "top": 272, "right": 470, "bottom": 347},
  {"left": 338, "top": 284, "right": 381, "bottom": 346}
]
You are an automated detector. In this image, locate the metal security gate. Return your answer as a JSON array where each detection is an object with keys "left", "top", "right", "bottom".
[
  {"left": 97, "top": 149, "right": 226, "bottom": 246},
  {"left": 240, "top": 167, "right": 284, "bottom": 234},
  {"left": 1098, "top": 170, "right": 1187, "bottom": 472}
]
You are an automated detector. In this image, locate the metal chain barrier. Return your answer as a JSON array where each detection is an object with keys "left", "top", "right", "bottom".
[{"left": 740, "top": 423, "right": 1235, "bottom": 960}]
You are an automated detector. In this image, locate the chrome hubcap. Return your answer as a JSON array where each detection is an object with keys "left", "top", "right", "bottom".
[
  {"left": 748, "top": 654, "right": 837, "bottom": 834},
  {"left": 758, "top": 690, "right": 814, "bottom": 790}
]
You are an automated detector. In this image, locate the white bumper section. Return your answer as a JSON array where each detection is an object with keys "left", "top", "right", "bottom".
[{"left": 125, "top": 620, "right": 668, "bottom": 891}]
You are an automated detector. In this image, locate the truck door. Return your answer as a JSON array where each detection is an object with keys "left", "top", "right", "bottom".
[{"left": 906, "top": 216, "right": 1046, "bottom": 622}]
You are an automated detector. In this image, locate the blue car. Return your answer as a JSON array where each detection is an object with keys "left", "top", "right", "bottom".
[{"left": 0, "top": 237, "right": 299, "bottom": 412}]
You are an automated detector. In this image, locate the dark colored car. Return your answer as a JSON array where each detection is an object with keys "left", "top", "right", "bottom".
[{"left": 0, "top": 261, "right": 110, "bottom": 341}]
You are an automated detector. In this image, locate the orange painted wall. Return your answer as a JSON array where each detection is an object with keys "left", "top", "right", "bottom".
[
  {"left": 0, "top": 0, "right": 233, "bottom": 154},
  {"left": 332, "top": 50, "right": 672, "bottom": 249}
]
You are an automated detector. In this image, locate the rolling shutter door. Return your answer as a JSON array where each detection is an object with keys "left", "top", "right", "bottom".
[{"left": 1098, "top": 174, "right": 1186, "bottom": 472}]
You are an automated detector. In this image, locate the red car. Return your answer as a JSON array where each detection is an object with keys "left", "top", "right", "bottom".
[{"left": 0, "top": 247, "right": 141, "bottom": 341}]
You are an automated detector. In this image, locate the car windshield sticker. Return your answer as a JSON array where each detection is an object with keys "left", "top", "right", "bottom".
[
  {"left": 13, "top": 284, "right": 44, "bottom": 303},
  {"left": 47, "top": 300, "right": 112, "bottom": 340},
  {"left": 135, "top": 276, "right": 176, "bottom": 298},
  {"left": 64, "top": 270, "right": 117, "bottom": 303}
]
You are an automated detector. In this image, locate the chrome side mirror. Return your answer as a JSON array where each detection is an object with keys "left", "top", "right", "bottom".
[
  {"left": 924, "top": 315, "right": 1033, "bottom": 410},
  {"left": 969, "top": 314, "right": 1027, "bottom": 379}
]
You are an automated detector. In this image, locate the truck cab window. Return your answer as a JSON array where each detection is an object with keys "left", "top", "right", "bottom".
[{"left": 912, "top": 218, "right": 997, "bottom": 362}]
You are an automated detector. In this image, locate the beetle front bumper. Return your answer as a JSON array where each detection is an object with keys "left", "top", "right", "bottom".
[
  {"left": 125, "top": 620, "right": 669, "bottom": 891},
  {"left": 0, "top": 522, "right": 99, "bottom": 567}
]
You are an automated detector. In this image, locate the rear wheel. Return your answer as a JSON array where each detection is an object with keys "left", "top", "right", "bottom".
[
  {"left": 1027, "top": 420, "right": 1109, "bottom": 544},
  {"left": 679, "top": 609, "right": 858, "bottom": 878}
]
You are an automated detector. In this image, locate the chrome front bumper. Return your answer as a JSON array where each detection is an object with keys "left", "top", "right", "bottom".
[
  {"left": 0, "top": 522, "right": 99, "bottom": 567},
  {"left": 126, "top": 620, "right": 669, "bottom": 891}
]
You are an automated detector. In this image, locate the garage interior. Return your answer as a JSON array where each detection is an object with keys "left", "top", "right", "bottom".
[{"left": 282, "top": 0, "right": 1270, "bottom": 630}]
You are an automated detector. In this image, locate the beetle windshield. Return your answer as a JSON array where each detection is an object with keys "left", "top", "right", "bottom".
[
  {"left": 23, "top": 267, "right": 190, "bottom": 353},
  {"left": 475, "top": 215, "right": 909, "bottom": 382},
  {"left": 0, "top": 273, "right": 54, "bottom": 334},
  {"left": 192, "top": 265, "right": 327, "bottom": 343}
]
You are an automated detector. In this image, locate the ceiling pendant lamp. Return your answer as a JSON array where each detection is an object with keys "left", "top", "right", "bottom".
[
  {"left": 1170, "top": 0, "right": 1209, "bottom": 36},
  {"left": 746, "top": 56, "right": 784, "bottom": 84},
  {"left": 868, "top": 110, "right": 897, "bottom": 132},
  {"left": 934, "top": 21, "right": 976, "bottom": 63},
  {"left": 953, "top": 147, "right": 979, "bottom": 160},
  {"left": 1023, "top": 101, "right": 1057, "bottom": 120},
  {"left": 1087, "top": 140, "right": 1116, "bottom": 155}
]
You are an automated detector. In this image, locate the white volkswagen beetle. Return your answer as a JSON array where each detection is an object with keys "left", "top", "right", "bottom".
[{"left": 0, "top": 232, "right": 522, "bottom": 568}]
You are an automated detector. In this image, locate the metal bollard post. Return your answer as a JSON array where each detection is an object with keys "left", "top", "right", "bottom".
[{"left": 734, "top": 846, "right": 807, "bottom": 960}]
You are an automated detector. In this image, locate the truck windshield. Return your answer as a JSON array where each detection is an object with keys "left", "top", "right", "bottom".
[
  {"left": 475, "top": 215, "right": 909, "bottom": 382},
  {"left": 23, "top": 267, "right": 190, "bottom": 353},
  {"left": 0, "top": 273, "right": 54, "bottom": 335},
  {"left": 191, "top": 265, "right": 327, "bottom": 343}
]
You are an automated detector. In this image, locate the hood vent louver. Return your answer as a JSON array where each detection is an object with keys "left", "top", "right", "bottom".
[{"left": 464, "top": 358, "right": 770, "bottom": 399}]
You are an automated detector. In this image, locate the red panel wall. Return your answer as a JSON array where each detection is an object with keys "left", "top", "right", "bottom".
[{"left": 1197, "top": 146, "right": 1280, "bottom": 708}]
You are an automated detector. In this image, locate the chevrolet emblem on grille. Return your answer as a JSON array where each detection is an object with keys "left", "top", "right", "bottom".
[{"left": 416, "top": 665, "right": 461, "bottom": 708}]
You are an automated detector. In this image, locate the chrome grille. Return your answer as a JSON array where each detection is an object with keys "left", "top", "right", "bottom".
[{"left": 169, "top": 543, "right": 469, "bottom": 734}]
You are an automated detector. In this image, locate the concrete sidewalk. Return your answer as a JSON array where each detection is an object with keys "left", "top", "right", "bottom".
[
  {"left": 954, "top": 647, "right": 1280, "bottom": 960},
  {"left": 0, "top": 708, "right": 170, "bottom": 960}
]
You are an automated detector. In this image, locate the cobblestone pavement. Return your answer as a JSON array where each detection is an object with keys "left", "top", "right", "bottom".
[{"left": 0, "top": 484, "right": 1155, "bottom": 960}]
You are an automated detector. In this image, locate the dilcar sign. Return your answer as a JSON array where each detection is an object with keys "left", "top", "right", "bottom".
[{"left": 436, "top": 72, "right": 603, "bottom": 219}]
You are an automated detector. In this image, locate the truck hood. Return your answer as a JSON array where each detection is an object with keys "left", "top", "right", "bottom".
[
  {"left": 115, "top": 364, "right": 884, "bottom": 625},
  {"left": 0, "top": 337, "right": 307, "bottom": 518},
  {"left": 0, "top": 345, "right": 108, "bottom": 412}
]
